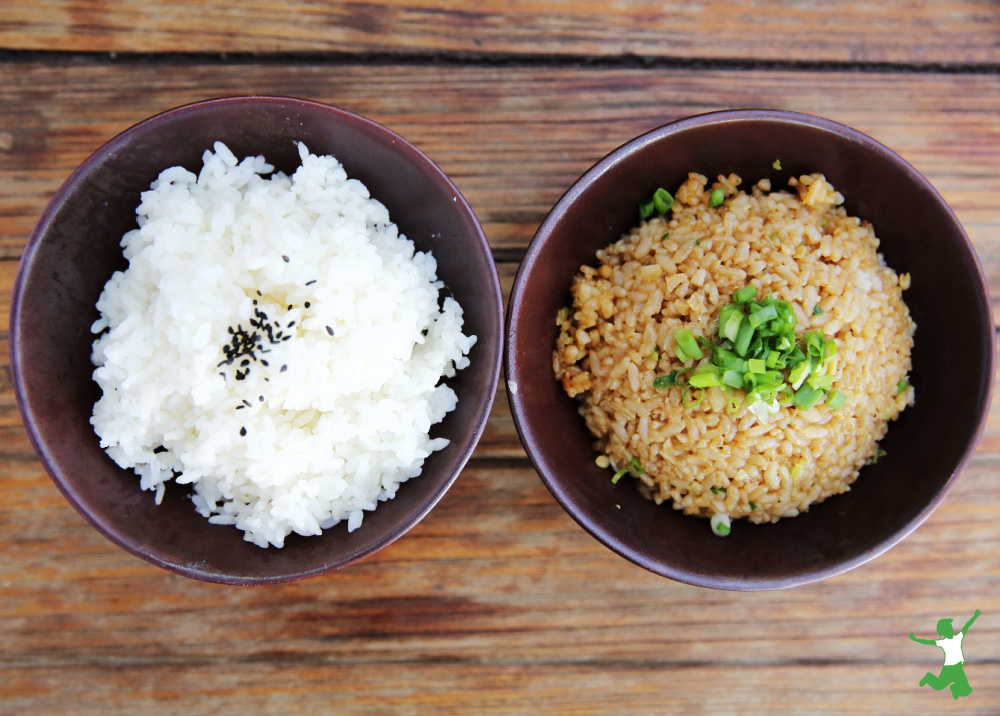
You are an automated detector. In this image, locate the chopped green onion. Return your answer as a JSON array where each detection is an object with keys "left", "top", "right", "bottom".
[
  {"left": 868, "top": 448, "right": 887, "bottom": 465},
  {"left": 749, "top": 501, "right": 758, "bottom": 510},
  {"left": 710, "top": 513, "right": 731, "bottom": 537},
  {"left": 641, "top": 188, "right": 674, "bottom": 219},
  {"left": 826, "top": 389, "right": 847, "bottom": 410},
  {"left": 772, "top": 159, "right": 782, "bottom": 171},
  {"left": 792, "top": 383, "right": 824, "bottom": 410},
  {"left": 807, "top": 373, "right": 835, "bottom": 391},
  {"left": 653, "top": 371, "right": 679, "bottom": 389},
  {"left": 639, "top": 198, "right": 655, "bottom": 220},
  {"left": 734, "top": 319, "right": 755, "bottom": 357},
  {"left": 661, "top": 232, "right": 671, "bottom": 241},
  {"left": 671, "top": 284, "right": 843, "bottom": 416},
  {"left": 722, "top": 369, "right": 745, "bottom": 389},
  {"left": 733, "top": 285, "right": 758, "bottom": 304},
  {"left": 722, "top": 310, "right": 743, "bottom": 343},
  {"left": 682, "top": 386, "right": 706, "bottom": 409},
  {"left": 628, "top": 456, "right": 644, "bottom": 476},
  {"left": 709, "top": 188, "right": 725, "bottom": 207},
  {"left": 674, "top": 328, "right": 704, "bottom": 360},
  {"left": 897, "top": 378, "right": 910, "bottom": 393},
  {"left": 710, "top": 486, "right": 727, "bottom": 495},
  {"left": 652, "top": 187, "right": 674, "bottom": 214},
  {"left": 689, "top": 371, "right": 722, "bottom": 388},
  {"left": 769, "top": 231, "right": 779, "bottom": 240},
  {"left": 611, "top": 466, "right": 628, "bottom": 484},
  {"left": 748, "top": 303, "right": 778, "bottom": 328},
  {"left": 813, "top": 305, "right": 824, "bottom": 315}
]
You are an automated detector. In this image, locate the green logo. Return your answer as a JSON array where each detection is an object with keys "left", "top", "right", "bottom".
[{"left": 908, "top": 609, "right": 981, "bottom": 700}]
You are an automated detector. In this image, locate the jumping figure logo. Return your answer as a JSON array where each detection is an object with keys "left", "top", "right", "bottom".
[{"left": 908, "top": 609, "right": 981, "bottom": 700}]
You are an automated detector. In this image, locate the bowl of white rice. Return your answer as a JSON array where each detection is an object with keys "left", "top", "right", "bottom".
[
  {"left": 11, "top": 96, "right": 503, "bottom": 584},
  {"left": 506, "top": 109, "right": 994, "bottom": 590}
]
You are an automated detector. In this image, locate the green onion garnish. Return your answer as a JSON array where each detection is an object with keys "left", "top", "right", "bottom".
[
  {"left": 611, "top": 467, "right": 628, "bottom": 484},
  {"left": 653, "top": 370, "right": 679, "bottom": 389},
  {"left": 628, "top": 456, "right": 644, "bottom": 476},
  {"left": 897, "top": 378, "right": 910, "bottom": 393},
  {"left": 640, "top": 188, "right": 674, "bottom": 220},
  {"left": 652, "top": 187, "right": 673, "bottom": 214},
  {"left": 674, "top": 328, "right": 704, "bottom": 361},
  {"left": 749, "top": 501, "right": 758, "bottom": 510},
  {"left": 813, "top": 305, "right": 824, "bottom": 315},
  {"left": 773, "top": 159, "right": 782, "bottom": 171},
  {"left": 710, "top": 513, "right": 731, "bottom": 537},
  {"left": 826, "top": 389, "right": 847, "bottom": 411},
  {"left": 709, "top": 188, "right": 725, "bottom": 207},
  {"left": 733, "top": 285, "right": 758, "bottom": 304},
  {"left": 670, "top": 284, "right": 842, "bottom": 417}
]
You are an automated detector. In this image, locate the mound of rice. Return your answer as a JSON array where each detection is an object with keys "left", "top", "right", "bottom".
[
  {"left": 91, "top": 141, "right": 476, "bottom": 548},
  {"left": 553, "top": 172, "right": 914, "bottom": 527}
]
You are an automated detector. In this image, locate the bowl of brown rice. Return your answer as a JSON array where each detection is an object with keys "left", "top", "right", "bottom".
[{"left": 505, "top": 109, "right": 993, "bottom": 590}]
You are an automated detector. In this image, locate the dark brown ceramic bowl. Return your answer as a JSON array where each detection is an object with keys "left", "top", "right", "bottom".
[
  {"left": 11, "top": 96, "right": 503, "bottom": 584},
  {"left": 506, "top": 109, "right": 994, "bottom": 590}
]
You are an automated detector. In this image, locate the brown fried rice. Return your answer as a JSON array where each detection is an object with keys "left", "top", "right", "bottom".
[{"left": 553, "top": 172, "right": 915, "bottom": 526}]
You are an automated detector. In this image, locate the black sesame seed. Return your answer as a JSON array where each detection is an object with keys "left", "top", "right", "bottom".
[
  {"left": 287, "top": 304, "right": 293, "bottom": 311},
  {"left": 235, "top": 404, "right": 244, "bottom": 410},
  {"left": 241, "top": 359, "right": 250, "bottom": 367},
  {"left": 257, "top": 290, "right": 262, "bottom": 296},
  {"left": 240, "top": 427, "right": 247, "bottom": 436},
  {"left": 287, "top": 321, "right": 296, "bottom": 328},
  {"left": 306, "top": 280, "right": 316, "bottom": 286},
  {"left": 243, "top": 400, "right": 252, "bottom": 407},
  {"left": 282, "top": 255, "right": 290, "bottom": 263},
  {"left": 326, "top": 326, "right": 334, "bottom": 336},
  {"left": 259, "top": 395, "right": 265, "bottom": 402},
  {"left": 280, "top": 364, "right": 288, "bottom": 373},
  {"left": 304, "top": 302, "right": 311, "bottom": 308},
  {"left": 261, "top": 360, "right": 269, "bottom": 367},
  {"left": 153, "top": 446, "right": 168, "bottom": 454}
]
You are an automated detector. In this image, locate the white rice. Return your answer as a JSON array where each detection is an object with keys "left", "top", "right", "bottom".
[{"left": 90, "top": 141, "right": 477, "bottom": 548}]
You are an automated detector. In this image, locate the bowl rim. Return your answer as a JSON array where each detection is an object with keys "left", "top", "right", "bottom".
[
  {"left": 505, "top": 108, "right": 995, "bottom": 590},
  {"left": 10, "top": 95, "right": 504, "bottom": 584}
]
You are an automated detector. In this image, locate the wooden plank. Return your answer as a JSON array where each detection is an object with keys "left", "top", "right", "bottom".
[
  {"left": 3, "top": 0, "right": 1000, "bottom": 65},
  {"left": 2, "top": 459, "right": 999, "bottom": 713},
  {"left": 5, "top": 662, "right": 1000, "bottom": 715},
  {"left": 2, "top": 63, "right": 999, "bottom": 294}
]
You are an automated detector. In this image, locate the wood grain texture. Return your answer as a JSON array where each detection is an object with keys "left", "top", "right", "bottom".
[
  {"left": 2, "top": 62, "right": 999, "bottom": 297},
  {"left": 3, "top": 0, "right": 1000, "bottom": 65},
  {"left": 3, "top": 57, "right": 1000, "bottom": 715}
]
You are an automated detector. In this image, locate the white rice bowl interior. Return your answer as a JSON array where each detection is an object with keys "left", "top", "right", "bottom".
[{"left": 90, "top": 141, "right": 477, "bottom": 548}]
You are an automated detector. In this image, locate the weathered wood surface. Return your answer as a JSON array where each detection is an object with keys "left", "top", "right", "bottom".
[
  {"left": 2, "top": 18, "right": 1000, "bottom": 716},
  {"left": 3, "top": 0, "right": 1000, "bottom": 65}
]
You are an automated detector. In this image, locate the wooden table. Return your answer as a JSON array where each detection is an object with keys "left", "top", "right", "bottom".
[{"left": 2, "top": 3, "right": 999, "bottom": 714}]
